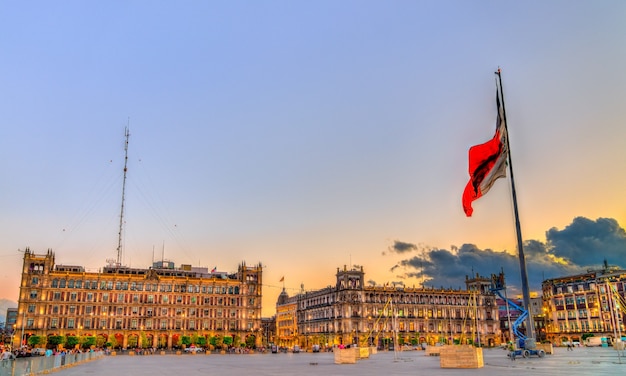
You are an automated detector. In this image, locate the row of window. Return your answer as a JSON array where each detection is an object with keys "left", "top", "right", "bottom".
[
  {"left": 40, "top": 278, "right": 253, "bottom": 294},
  {"left": 29, "top": 317, "right": 255, "bottom": 332},
  {"left": 28, "top": 290, "right": 257, "bottom": 307},
  {"left": 302, "top": 294, "right": 486, "bottom": 308}
]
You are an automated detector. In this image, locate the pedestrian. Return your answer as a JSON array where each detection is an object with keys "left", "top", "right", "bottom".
[{"left": 508, "top": 342, "right": 516, "bottom": 361}]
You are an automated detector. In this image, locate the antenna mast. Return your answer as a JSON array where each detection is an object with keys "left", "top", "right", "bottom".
[{"left": 116, "top": 126, "right": 130, "bottom": 266}]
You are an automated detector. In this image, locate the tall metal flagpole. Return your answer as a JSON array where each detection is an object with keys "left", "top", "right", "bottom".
[{"left": 496, "top": 69, "right": 535, "bottom": 341}]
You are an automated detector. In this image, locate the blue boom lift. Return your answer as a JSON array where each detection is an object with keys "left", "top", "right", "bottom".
[{"left": 490, "top": 272, "right": 545, "bottom": 358}]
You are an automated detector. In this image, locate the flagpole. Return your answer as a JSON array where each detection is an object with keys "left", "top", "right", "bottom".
[{"left": 496, "top": 69, "right": 535, "bottom": 341}]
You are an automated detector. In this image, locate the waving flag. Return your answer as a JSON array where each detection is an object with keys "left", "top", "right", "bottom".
[{"left": 462, "top": 89, "right": 508, "bottom": 216}]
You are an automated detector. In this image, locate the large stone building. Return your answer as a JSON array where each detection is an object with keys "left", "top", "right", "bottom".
[
  {"left": 276, "top": 266, "right": 500, "bottom": 350},
  {"left": 15, "top": 248, "right": 263, "bottom": 349},
  {"left": 542, "top": 263, "right": 626, "bottom": 345}
]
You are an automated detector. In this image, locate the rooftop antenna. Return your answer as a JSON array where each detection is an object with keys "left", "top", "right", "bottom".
[{"left": 116, "top": 125, "right": 130, "bottom": 266}]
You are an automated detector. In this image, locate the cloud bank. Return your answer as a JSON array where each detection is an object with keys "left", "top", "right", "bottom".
[{"left": 386, "top": 217, "right": 626, "bottom": 294}]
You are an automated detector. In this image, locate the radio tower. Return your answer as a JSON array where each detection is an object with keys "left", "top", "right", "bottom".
[{"left": 116, "top": 126, "right": 130, "bottom": 266}]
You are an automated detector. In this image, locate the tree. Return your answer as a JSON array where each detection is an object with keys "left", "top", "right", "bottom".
[
  {"left": 196, "top": 336, "right": 207, "bottom": 348},
  {"left": 106, "top": 334, "right": 118, "bottom": 349},
  {"left": 245, "top": 335, "right": 256, "bottom": 349},
  {"left": 223, "top": 336, "right": 233, "bottom": 347},
  {"left": 140, "top": 332, "right": 150, "bottom": 348},
  {"left": 181, "top": 335, "right": 191, "bottom": 347},
  {"left": 28, "top": 335, "right": 42, "bottom": 347},
  {"left": 82, "top": 336, "right": 96, "bottom": 349},
  {"left": 66, "top": 336, "right": 79, "bottom": 349},
  {"left": 48, "top": 335, "right": 65, "bottom": 349}
]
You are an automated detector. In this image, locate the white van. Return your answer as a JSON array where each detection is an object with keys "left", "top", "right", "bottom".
[{"left": 585, "top": 337, "right": 605, "bottom": 347}]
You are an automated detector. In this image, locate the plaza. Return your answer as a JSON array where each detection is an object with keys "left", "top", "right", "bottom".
[{"left": 9, "top": 346, "right": 626, "bottom": 376}]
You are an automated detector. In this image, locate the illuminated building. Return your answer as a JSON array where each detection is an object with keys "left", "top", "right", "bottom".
[
  {"left": 16, "top": 248, "right": 263, "bottom": 349},
  {"left": 542, "top": 263, "right": 626, "bottom": 345},
  {"left": 277, "top": 266, "right": 500, "bottom": 350}
]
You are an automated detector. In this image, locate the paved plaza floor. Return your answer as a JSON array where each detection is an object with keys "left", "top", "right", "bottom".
[{"left": 26, "top": 347, "right": 626, "bottom": 376}]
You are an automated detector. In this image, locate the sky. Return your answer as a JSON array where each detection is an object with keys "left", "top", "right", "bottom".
[{"left": 1, "top": 1, "right": 625, "bottom": 318}]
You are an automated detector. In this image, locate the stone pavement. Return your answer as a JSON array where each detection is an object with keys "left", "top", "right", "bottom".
[{"left": 39, "top": 347, "right": 626, "bottom": 376}]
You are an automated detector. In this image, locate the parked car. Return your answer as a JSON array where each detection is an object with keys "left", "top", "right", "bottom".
[
  {"left": 292, "top": 345, "right": 300, "bottom": 353},
  {"left": 31, "top": 348, "right": 46, "bottom": 356},
  {"left": 184, "top": 346, "right": 204, "bottom": 353},
  {"left": 270, "top": 345, "right": 278, "bottom": 353},
  {"left": 312, "top": 344, "right": 320, "bottom": 353}
]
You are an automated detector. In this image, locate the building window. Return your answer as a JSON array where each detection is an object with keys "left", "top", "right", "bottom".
[
  {"left": 116, "top": 319, "right": 122, "bottom": 329},
  {"left": 85, "top": 306, "right": 92, "bottom": 314},
  {"left": 100, "top": 319, "right": 107, "bottom": 329},
  {"left": 146, "top": 319, "right": 152, "bottom": 329},
  {"left": 131, "top": 319, "right": 138, "bottom": 329},
  {"left": 30, "top": 290, "right": 38, "bottom": 299},
  {"left": 32, "top": 277, "right": 39, "bottom": 285},
  {"left": 70, "top": 293, "right": 77, "bottom": 301},
  {"left": 68, "top": 318, "right": 75, "bottom": 329},
  {"left": 51, "top": 318, "right": 58, "bottom": 328},
  {"left": 59, "top": 280, "right": 66, "bottom": 288},
  {"left": 53, "top": 292, "right": 61, "bottom": 300},
  {"left": 26, "top": 318, "right": 34, "bottom": 328},
  {"left": 103, "top": 293, "right": 109, "bottom": 302},
  {"left": 28, "top": 304, "right": 35, "bottom": 313},
  {"left": 69, "top": 305, "right": 76, "bottom": 314},
  {"left": 160, "top": 320, "right": 167, "bottom": 330}
]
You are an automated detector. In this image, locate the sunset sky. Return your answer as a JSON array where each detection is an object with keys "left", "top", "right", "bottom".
[{"left": 1, "top": 1, "right": 625, "bottom": 317}]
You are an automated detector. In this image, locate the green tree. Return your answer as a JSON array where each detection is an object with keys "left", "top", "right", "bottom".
[
  {"left": 107, "top": 334, "right": 118, "bottom": 349},
  {"left": 245, "top": 335, "right": 256, "bottom": 349},
  {"left": 48, "top": 335, "right": 65, "bottom": 349},
  {"left": 223, "top": 336, "right": 233, "bottom": 347},
  {"left": 66, "top": 336, "right": 79, "bottom": 348},
  {"left": 213, "top": 335, "right": 224, "bottom": 349},
  {"left": 181, "top": 335, "right": 191, "bottom": 347},
  {"left": 196, "top": 336, "right": 207, "bottom": 348},
  {"left": 140, "top": 332, "right": 150, "bottom": 348},
  {"left": 82, "top": 336, "right": 96, "bottom": 349},
  {"left": 127, "top": 335, "right": 138, "bottom": 348},
  {"left": 27, "top": 335, "right": 42, "bottom": 347}
]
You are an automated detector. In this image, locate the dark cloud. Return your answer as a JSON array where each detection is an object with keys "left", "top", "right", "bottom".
[
  {"left": 546, "top": 217, "right": 626, "bottom": 269},
  {"left": 388, "top": 240, "right": 418, "bottom": 254},
  {"left": 386, "top": 217, "right": 624, "bottom": 295}
]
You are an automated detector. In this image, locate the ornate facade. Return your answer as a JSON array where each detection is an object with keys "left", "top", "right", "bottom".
[
  {"left": 15, "top": 248, "right": 263, "bottom": 349},
  {"left": 277, "top": 266, "right": 500, "bottom": 350},
  {"left": 542, "top": 264, "right": 626, "bottom": 345}
]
